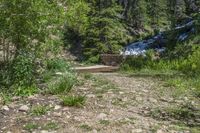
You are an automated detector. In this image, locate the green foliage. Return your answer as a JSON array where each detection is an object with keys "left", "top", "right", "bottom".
[
  {"left": 24, "top": 123, "right": 39, "bottom": 131},
  {"left": 0, "top": 92, "right": 11, "bottom": 105},
  {"left": 47, "top": 72, "right": 77, "bottom": 95},
  {"left": 121, "top": 56, "right": 148, "bottom": 71},
  {"left": 61, "top": 95, "right": 86, "bottom": 107},
  {"left": 179, "top": 47, "right": 200, "bottom": 76},
  {"left": 43, "top": 122, "right": 59, "bottom": 130},
  {"left": 65, "top": 0, "right": 90, "bottom": 35},
  {"left": 99, "top": 120, "right": 110, "bottom": 125},
  {"left": 30, "top": 105, "right": 50, "bottom": 116},
  {"left": 166, "top": 106, "right": 197, "bottom": 121},
  {"left": 14, "top": 86, "right": 38, "bottom": 97},
  {"left": 80, "top": 124, "right": 93, "bottom": 131},
  {"left": 46, "top": 58, "right": 71, "bottom": 72},
  {"left": 0, "top": 0, "right": 67, "bottom": 96},
  {"left": 11, "top": 50, "right": 35, "bottom": 87},
  {"left": 83, "top": 1, "right": 131, "bottom": 62}
]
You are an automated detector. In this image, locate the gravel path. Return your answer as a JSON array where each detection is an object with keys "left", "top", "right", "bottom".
[{"left": 0, "top": 73, "right": 197, "bottom": 133}]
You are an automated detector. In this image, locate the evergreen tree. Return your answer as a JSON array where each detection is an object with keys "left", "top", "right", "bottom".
[
  {"left": 146, "top": 0, "right": 169, "bottom": 31},
  {"left": 83, "top": 0, "right": 130, "bottom": 62}
]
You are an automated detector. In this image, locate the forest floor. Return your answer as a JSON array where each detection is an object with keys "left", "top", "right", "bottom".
[{"left": 0, "top": 72, "right": 199, "bottom": 133}]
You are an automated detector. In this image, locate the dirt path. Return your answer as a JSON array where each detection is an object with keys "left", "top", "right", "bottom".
[{"left": 0, "top": 73, "right": 197, "bottom": 133}]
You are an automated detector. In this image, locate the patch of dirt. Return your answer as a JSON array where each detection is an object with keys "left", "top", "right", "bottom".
[{"left": 0, "top": 73, "right": 198, "bottom": 133}]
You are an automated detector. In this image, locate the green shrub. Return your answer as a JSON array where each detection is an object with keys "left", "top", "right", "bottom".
[
  {"left": 46, "top": 58, "right": 71, "bottom": 72},
  {"left": 48, "top": 72, "right": 77, "bottom": 95},
  {"left": 0, "top": 92, "right": 11, "bottom": 105},
  {"left": 14, "top": 85, "right": 38, "bottom": 97},
  {"left": 61, "top": 95, "right": 86, "bottom": 107},
  {"left": 121, "top": 56, "right": 148, "bottom": 70},
  {"left": 179, "top": 47, "right": 200, "bottom": 76},
  {"left": 11, "top": 50, "right": 35, "bottom": 87}
]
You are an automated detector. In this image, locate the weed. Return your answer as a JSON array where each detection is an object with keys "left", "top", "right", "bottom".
[
  {"left": 30, "top": 105, "right": 50, "bottom": 116},
  {"left": 80, "top": 124, "right": 93, "bottom": 131},
  {"left": 0, "top": 92, "right": 11, "bottom": 105},
  {"left": 99, "top": 120, "right": 110, "bottom": 125},
  {"left": 14, "top": 85, "right": 38, "bottom": 97},
  {"left": 24, "top": 123, "right": 39, "bottom": 131},
  {"left": 46, "top": 58, "right": 71, "bottom": 72},
  {"left": 48, "top": 73, "right": 76, "bottom": 95},
  {"left": 93, "top": 76, "right": 119, "bottom": 94},
  {"left": 43, "top": 122, "right": 59, "bottom": 130},
  {"left": 150, "top": 105, "right": 200, "bottom": 127},
  {"left": 61, "top": 95, "right": 86, "bottom": 107},
  {"left": 83, "top": 73, "right": 93, "bottom": 80}
]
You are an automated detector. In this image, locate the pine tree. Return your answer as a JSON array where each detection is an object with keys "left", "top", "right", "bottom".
[
  {"left": 146, "top": 0, "right": 168, "bottom": 31},
  {"left": 83, "top": 0, "right": 130, "bottom": 62}
]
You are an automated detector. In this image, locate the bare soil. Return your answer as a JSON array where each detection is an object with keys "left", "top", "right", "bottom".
[{"left": 0, "top": 73, "right": 199, "bottom": 133}]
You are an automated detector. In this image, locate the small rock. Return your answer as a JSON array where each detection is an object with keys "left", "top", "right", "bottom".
[
  {"left": 97, "top": 113, "right": 107, "bottom": 120},
  {"left": 149, "top": 98, "right": 157, "bottom": 103},
  {"left": 136, "top": 97, "right": 143, "bottom": 101},
  {"left": 131, "top": 129, "right": 143, "bottom": 133},
  {"left": 92, "top": 129, "right": 98, "bottom": 133},
  {"left": 34, "top": 117, "right": 40, "bottom": 120},
  {"left": 74, "top": 116, "right": 81, "bottom": 121},
  {"left": 19, "top": 105, "right": 29, "bottom": 112},
  {"left": 54, "top": 105, "right": 62, "bottom": 110},
  {"left": 7, "top": 131, "right": 12, "bottom": 133},
  {"left": 56, "top": 72, "right": 63, "bottom": 75},
  {"left": 107, "top": 91, "right": 113, "bottom": 94},
  {"left": 0, "top": 96, "right": 3, "bottom": 104},
  {"left": 12, "top": 96, "right": 20, "bottom": 101},
  {"left": 8, "top": 103, "right": 17, "bottom": 109},
  {"left": 119, "top": 92, "right": 124, "bottom": 95},
  {"left": 28, "top": 95, "right": 37, "bottom": 100},
  {"left": 87, "top": 94, "right": 95, "bottom": 98},
  {"left": 53, "top": 112, "right": 62, "bottom": 117},
  {"left": 1, "top": 105, "right": 9, "bottom": 111},
  {"left": 41, "top": 130, "right": 49, "bottom": 133},
  {"left": 122, "top": 97, "right": 128, "bottom": 102},
  {"left": 157, "top": 129, "right": 164, "bottom": 133},
  {"left": 79, "top": 88, "right": 89, "bottom": 91}
]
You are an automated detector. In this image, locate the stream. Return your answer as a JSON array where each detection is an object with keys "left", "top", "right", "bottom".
[{"left": 122, "top": 19, "right": 195, "bottom": 56}]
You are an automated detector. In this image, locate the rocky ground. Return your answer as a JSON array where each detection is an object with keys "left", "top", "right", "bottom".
[{"left": 0, "top": 73, "right": 199, "bottom": 133}]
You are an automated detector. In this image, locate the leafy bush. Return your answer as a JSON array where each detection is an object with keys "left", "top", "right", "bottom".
[
  {"left": 13, "top": 86, "right": 38, "bottom": 97},
  {"left": 11, "top": 50, "right": 35, "bottom": 87},
  {"left": 179, "top": 47, "right": 200, "bottom": 76}
]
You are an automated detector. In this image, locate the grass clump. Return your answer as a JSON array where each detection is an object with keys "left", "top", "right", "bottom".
[
  {"left": 30, "top": 105, "right": 51, "bottom": 116},
  {"left": 99, "top": 120, "right": 110, "bottom": 125},
  {"left": 61, "top": 95, "right": 86, "bottom": 107},
  {"left": 0, "top": 92, "right": 11, "bottom": 105},
  {"left": 24, "top": 123, "right": 39, "bottom": 131},
  {"left": 151, "top": 104, "right": 200, "bottom": 127},
  {"left": 13, "top": 85, "right": 38, "bottom": 97},
  {"left": 164, "top": 77, "right": 200, "bottom": 98},
  {"left": 43, "top": 122, "right": 59, "bottom": 130},
  {"left": 46, "top": 58, "right": 71, "bottom": 72},
  {"left": 92, "top": 76, "right": 119, "bottom": 94},
  {"left": 83, "top": 73, "right": 93, "bottom": 80},
  {"left": 80, "top": 124, "right": 93, "bottom": 131},
  {"left": 47, "top": 73, "right": 77, "bottom": 95}
]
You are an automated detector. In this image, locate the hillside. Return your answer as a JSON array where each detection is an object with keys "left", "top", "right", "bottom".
[{"left": 0, "top": 0, "right": 200, "bottom": 133}]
